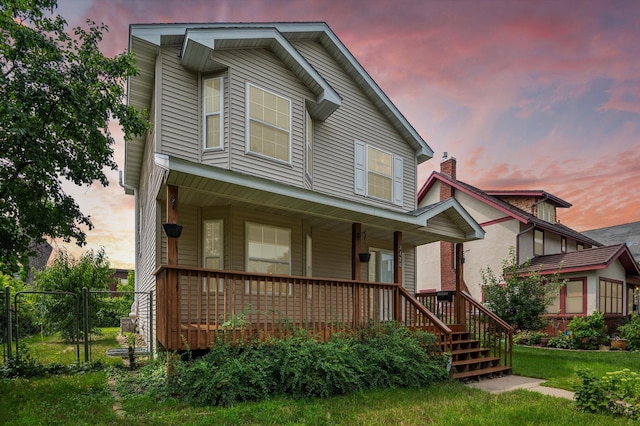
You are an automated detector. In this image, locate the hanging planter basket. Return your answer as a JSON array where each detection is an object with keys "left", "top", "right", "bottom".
[
  {"left": 358, "top": 252, "right": 371, "bottom": 263},
  {"left": 162, "top": 223, "right": 184, "bottom": 238}
]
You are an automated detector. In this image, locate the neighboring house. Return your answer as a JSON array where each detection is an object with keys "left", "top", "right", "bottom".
[
  {"left": 122, "top": 22, "right": 485, "bottom": 352},
  {"left": 582, "top": 221, "right": 640, "bottom": 265},
  {"left": 417, "top": 156, "right": 640, "bottom": 327}
]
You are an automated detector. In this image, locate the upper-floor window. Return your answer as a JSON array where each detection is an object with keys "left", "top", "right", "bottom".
[
  {"left": 534, "top": 229, "right": 544, "bottom": 256},
  {"left": 246, "top": 222, "right": 291, "bottom": 275},
  {"left": 305, "top": 110, "right": 313, "bottom": 179},
  {"left": 354, "top": 141, "right": 403, "bottom": 206},
  {"left": 577, "top": 243, "right": 584, "bottom": 251},
  {"left": 561, "top": 236, "right": 567, "bottom": 253},
  {"left": 247, "top": 84, "right": 291, "bottom": 163},
  {"left": 538, "top": 202, "right": 556, "bottom": 223},
  {"left": 203, "top": 77, "right": 223, "bottom": 150}
]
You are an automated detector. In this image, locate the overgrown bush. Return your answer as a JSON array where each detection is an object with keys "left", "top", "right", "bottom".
[
  {"left": 575, "top": 369, "right": 640, "bottom": 419},
  {"left": 568, "top": 312, "right": 608, "bottom": 350},
  {"left": 618, "top": 316, "right": 640, "bottom": 351},
  {"left": 482, "top": 247, "right": 564, "bottom": 331},
  {"left": 514, "top": 330, "right": 548, "bottom": 346},
  {"left": 34, "top": 249, "right": 113, "bottom": 342},
  {"left": 115, "top": 322, "right": 449, "bottom": 407}
]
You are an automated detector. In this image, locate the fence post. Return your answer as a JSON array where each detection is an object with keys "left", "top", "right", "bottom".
[
  {"left": 83, "top": 287, "right": 89, "bottom": 363},
  {"left": 5, "top": 286, "right": 11, "bottom": 359}
]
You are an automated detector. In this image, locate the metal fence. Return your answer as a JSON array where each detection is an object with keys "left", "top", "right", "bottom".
[{"left": 2, "top": 286, "right": 154, "bottom": 365}]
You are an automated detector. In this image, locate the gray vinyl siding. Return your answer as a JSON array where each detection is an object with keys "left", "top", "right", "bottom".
[
  {"left": 160, "top": 203, "right": 200, "bottom": 267},
  {"left": 403, "top": 247, "right": 416, "bottom": 295},
  {"left": 136, "top": 123, "right": 165, "bottom": 347},
  {"left": 216, "top": 48, "right": 312, "bottom": 187},
  {"left": 292, "top": 40, "right": 417, "bottom": 211},
  {"left": 313, "top": 229, "right": 353, "bottom": 280},
  {"left": 159, "top": 46, "right": 200, "bottom": 161}
]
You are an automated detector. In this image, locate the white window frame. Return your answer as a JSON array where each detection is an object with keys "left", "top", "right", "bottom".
[
  {"left": 354, "top": 141, "right": 403, "bottom": 206},
  {"left": 202, "top": 219, "right": 224, "bottom": 292},
  {"left": 245, "top": 222, "right": 292, "bottom": 275},
  {"left": 203, "top": 77, "right": 224, "bottom": 151},
  {"left": 245, "top": 83, "right": 292, "bottom": 164}
]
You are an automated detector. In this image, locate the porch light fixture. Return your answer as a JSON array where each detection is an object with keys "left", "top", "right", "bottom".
[{"left": 162, "top": 223, "right": 183, "bottom": 238}]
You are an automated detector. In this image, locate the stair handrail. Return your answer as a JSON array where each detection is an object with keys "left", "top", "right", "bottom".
[
  {"left": 398, "top": 286, "right": 453, "bottom": 335},
  {"left": 460, "top": 290, "right": 514, "bottom": 333}
]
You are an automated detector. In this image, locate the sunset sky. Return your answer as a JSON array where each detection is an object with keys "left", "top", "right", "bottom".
[{"left": 51, "top": 0, "right": 640, "bottom": 268}]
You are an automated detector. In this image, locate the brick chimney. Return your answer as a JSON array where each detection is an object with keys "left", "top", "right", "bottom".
[
  {"left": 439, "top": 153, "right": 456, "bottom": 200},
  {"left": 439, "top": 153, "right": 457, "bottom": 291}
]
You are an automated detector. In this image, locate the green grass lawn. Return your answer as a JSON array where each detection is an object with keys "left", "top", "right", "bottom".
[
  {"left": 512, "top": 344, "right": 640, "bottom": 390},
  {"left": 1, "top": 337, "right": 639, "bottom": 425},
  {"left": 11, "top": 327, "right": 124, "bottom": 366}
]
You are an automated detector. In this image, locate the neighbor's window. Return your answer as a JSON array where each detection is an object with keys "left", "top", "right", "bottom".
[
  {"left": 305, "top": 110, "right": 313, "bottom": 178},
  {"left": 247, "top": 84, "right": 291, "bottom": 162},
  {"left": 599, "top": 279, "right": 623, "bottom": 315},
  {"left": 534, "top": 229, "right": 544, "bottom": 256},
  {"left": 577, "top": 243, "right": 584, "bottom": 251},
  {"left": 561, "top": 236, "right": 567, "bottom": 253},
  {"left": 203, "top": 77, "right": 223, "bottom": 150},
  {"left": 546, "top": 278, "right": 586, "bottom": 315},
  {"left": 246, "top": 222, "right": 291, "bottom": 275},
  {"left": 538, "top": 203, "right": 556, "bottom": 223}
]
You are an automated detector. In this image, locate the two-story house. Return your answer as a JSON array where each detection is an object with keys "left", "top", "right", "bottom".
[
  {"left": 417, "top": 156, "right": 640, "bottom": 329},
  {"left": 122, "top": 22, "right": 488, "bottom": 353}
]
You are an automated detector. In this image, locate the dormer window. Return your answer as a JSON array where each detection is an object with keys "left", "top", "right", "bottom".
[
  {"left": 538, "top": 202, "right": 556, "bottom": 223},
  {"left": 246, "top": 84, "right": 291, "bottom": 163}
]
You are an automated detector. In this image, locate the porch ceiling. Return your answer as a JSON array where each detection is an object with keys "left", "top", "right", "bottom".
[{"left": 158, "top": 155, "right": 483, "bottom": 246}]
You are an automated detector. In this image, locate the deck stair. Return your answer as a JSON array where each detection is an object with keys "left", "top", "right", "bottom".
[{"left": 445, "top": 324, "right": 511, "bottom": 380}]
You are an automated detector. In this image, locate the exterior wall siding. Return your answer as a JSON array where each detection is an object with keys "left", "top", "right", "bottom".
[
  {"left": 159, "top": 46, "right": 200, "bottom": 161},
  {"left": 292, "top": 40, "right": 417, "bottom": 211}
]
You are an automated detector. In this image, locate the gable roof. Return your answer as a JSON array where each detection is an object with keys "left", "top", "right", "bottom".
[
  {"left": 484, "top": 190, "right": 572, "bottom": 208},
  {"left": 125, "top": 22, "right": 434, "bottom": 189},
  {"left": 519, "top": 244, "right": 640, "bottom": 278},
  {"left": 419, "top": 171, "right": 602, "bottom": 247},
  {"left": 582, "top": 221, "right": 640, "bottom": 264}
]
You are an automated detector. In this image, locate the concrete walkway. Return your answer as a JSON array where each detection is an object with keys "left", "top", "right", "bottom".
[{"left": 466, "top": 375, "right": 575, "bottom": 400}]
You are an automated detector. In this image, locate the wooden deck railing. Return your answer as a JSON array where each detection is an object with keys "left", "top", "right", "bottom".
[
  {"left": 155, "top": 266, "right": 452, "bottom": 351},
  {"left": 416, "top": 290, "right": 513, "bottom": 369}
]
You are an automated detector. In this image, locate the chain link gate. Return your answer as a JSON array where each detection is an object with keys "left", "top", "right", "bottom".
[{"left": 2, "top": 286, "right": 154, "bottom": 365}]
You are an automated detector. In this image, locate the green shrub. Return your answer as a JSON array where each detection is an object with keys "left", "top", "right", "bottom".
[
  {"left": 116, "top": 322, "right": 449, "bottom": 407},
  {"left": 575, "top": 368, "right": 640, "bottom": 419},
  {"left": 547, "top": 334, "right": 572, "bottom": 349},
  {"left": 568, "top": 312, "right": 608, "bottom": 350},
  {"left": 617, "top": 316, "right": 640, "bottom": 351},
  {"left": 514, "top": 330, "right": 547, "bottom": 346}
]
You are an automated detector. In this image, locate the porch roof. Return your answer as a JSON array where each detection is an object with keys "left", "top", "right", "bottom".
[
  {"left": 157, "top": 154, "right": 484, "bottom": 246},
  {"left": 519, "top": 244, "right": 640, "bottom": 279}
]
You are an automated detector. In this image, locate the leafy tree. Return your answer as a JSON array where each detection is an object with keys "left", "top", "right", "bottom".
[
  {"left": 481, "top": 248, "right": 565, "bottom": 331},
  {"left": 0, "top": 0, "right": 149, "bottom": 273},
  {"left": 34, "top": 248, "right": 112, "bottom": 342}
]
